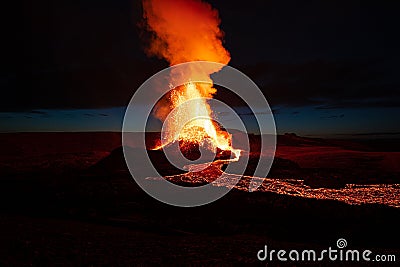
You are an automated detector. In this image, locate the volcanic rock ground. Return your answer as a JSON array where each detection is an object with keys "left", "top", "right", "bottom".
[{"left": 0, "top": 132, "right": 399, "bottom": 265}]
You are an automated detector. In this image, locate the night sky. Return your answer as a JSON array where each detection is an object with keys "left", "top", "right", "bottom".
[{"left": 2, "top": 0, "right": 400, "bottom": 137}]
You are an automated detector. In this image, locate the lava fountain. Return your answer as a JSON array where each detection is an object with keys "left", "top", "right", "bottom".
[{"left": 142, "top": 0, "right": 241, "bottom": 160}]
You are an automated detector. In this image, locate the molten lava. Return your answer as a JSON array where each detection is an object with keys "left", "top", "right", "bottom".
[
  {"left": 153, "top": 81, "right": 241, "bottom": 160},
  {"left": 142, "top": 0, "right": 241, "bottom": 160}
]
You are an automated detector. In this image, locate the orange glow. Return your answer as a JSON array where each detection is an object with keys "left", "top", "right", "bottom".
[
  {"left": 161, "top": 81, "right": 241, "bottom": 159},
  {"left": 142, "top": 0, "right": 230, "bottom": 66},
  {"left": 142, "top": 0, "right": 240, "bottom": 159}
]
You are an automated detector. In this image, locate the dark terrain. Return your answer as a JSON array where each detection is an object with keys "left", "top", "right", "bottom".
[{"left": 0, "top": 132, "right": 399, "bottom": 265}]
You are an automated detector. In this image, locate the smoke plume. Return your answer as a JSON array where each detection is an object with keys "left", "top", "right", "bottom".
[
  {"left": 141, "top": 0, "right": 231, "bottom": 131},
  {"left": 141, "top": 0, "right": 230, "bottom": 66}
]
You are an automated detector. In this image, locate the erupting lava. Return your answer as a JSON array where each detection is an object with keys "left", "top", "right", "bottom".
[
  {"left": 160, "top": 81, "right": 241, "bottom": 159},
  {"left": 142, "top": 0, "right": 241, "bottom": 160}
]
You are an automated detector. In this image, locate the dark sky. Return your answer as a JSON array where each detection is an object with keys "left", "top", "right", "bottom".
[{"left": 1, "top": 0, "right": 400, "bottom": 136}]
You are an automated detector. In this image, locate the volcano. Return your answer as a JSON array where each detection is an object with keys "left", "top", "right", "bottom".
[
  {"left": 159, "top": 137, "right": 233, "bottom": 162},
  {"left": 151, "top": 82, "right": 242, "bottom": 161}
]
